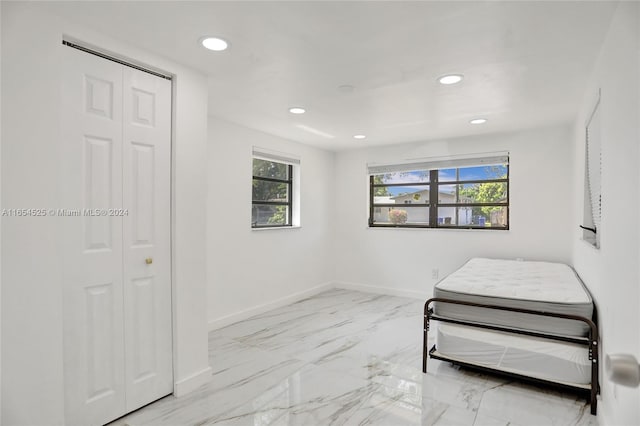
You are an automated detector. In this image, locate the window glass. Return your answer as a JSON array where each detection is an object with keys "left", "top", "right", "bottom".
[
  {"left": 252, "top": 204, "right": 290, "bottom": 227},
  {"left": 253, "top": 159, "right": 289, "bottom": 180},
  {"left": 438, "top": 168, "right": 457, "bottom": 182},
  {"left": 457, "top": 182, "right": 507, "bottom": 204},
  {"left": 436, "top": 185, "right": 457, "bottom": 204},
  {"left": 436, "top": 206, "right": 507, "bottom": 228},
  {"left": 372, "top": 186, "right": 430, "bottom": 205},
  {"left": 372, "top": 207, "right": 430, "bottom": 225},
  {"left": 252, "top": 158, "right": 293, "bottom": 228},
  {"left": 458, "top": 165, "right": 507, "bottom": 181},
  {"left": 252, "top": 180, "right": 289, "bottom": 202},
  {"left": 374, "top": 171, "right": 429, "bottom": 184}
]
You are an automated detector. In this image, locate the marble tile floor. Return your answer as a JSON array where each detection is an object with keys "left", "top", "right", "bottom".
[{"left": 111, "top": 288, "right": 598, "bottom": 426}]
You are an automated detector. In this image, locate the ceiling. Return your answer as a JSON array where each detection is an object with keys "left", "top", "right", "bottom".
[{"left": 44, "top": 1, "right": 617, "bottom": 151}]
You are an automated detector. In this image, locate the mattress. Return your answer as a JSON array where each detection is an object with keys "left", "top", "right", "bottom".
[
  {"left": 433, "top": 258, "right": 593, "bottom": 337},
  {"left": 435, "top": 323, "right": 591, "bottom": 385}
]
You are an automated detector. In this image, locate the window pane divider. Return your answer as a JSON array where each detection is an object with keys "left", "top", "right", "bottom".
[
  {"left": 429, "top": 170, "right": 438, "bottom": 227},
  {"left": 252, "top": 201, "right": 290, "bottom": 206},
  {"left": 438, "top": 203, "right": 508, "bottom": 207},
  {"left": 372, "top": 203, "right": 430, "bottom": 208},
  {"left": 438, "top": 178, "right": 508, "bottom": 185},
  {"left": 252, "top": 175, "right": 292, "bottom": 184},
  {"left": 371, "top": 182, "right": 431, "bottom": 188}
]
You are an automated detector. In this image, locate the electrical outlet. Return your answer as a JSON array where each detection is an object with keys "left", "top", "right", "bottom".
[{"left": 432, "top": 268, "right": 439, "bottom": 280}]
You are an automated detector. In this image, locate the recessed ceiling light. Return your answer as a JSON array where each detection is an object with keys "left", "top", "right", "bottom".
[
  {"left": 353, "top": 134, "right": 366, "bottom": 139},
  {"left": 470, "top": 118, "right": 488, "bottom": 124},
  {"left": 200, "top": 36, "right": 229, "bottom": 51},
  {"left": 438, "top": 74, "right": 464, "bottom": 85},
  {"left": 288, "top": 107, "right": 306, "bottom": 114}
]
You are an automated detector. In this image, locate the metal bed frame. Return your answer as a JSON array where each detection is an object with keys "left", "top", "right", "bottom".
[{"left": 423, "top": 297, "right": 600, "bottom": 415}]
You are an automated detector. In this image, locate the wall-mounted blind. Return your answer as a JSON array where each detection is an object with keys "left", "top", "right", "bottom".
[
  {"left": 252, "top": 146, "right": 300, "bottom": 166},
  {"left": 585, "top": 97, "right": 602, "bottom": 242},
  {"left": 367, "top": 152, "right": 508, "bottom": 175}
]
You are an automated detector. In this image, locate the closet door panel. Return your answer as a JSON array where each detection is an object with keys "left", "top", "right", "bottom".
[
  {"left": 61, "top": 46, "right": 126, "bottom": 426},
  {"left": 122, "top": 67, "right": 173, "bottom": 412}
]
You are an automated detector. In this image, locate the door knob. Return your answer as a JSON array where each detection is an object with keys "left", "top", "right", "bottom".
[
  {"left": 145, "top": 257, "right": 153, "bottom": 265},
  {"left": 606, "top": 353, "right": 640, "bottom": 387}
]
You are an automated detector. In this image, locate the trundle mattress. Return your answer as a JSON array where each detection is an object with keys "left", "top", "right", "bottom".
[
  {"left": 436, "top": 324, "right": 591, "bottom": 385},
  {"left": 433, "top": 258, "right": 593, "bottom": 337}
]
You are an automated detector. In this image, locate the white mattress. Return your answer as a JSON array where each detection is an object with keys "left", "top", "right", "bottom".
[
  {"left": 433, "top": 258, "right": 593, "bottom": 337},
  {"left": 436, "top": 324, "right": 591, "bottom": 385}
]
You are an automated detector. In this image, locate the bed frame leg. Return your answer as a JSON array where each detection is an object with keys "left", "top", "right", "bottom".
[
  {"left": 590, "top": 338, "right": 599, "bottom": 415},
  {"left": 422, "top": 314, "right": 428, "bottom": 373},
  {"left": 422, "top": 338, "right": 427, "bottom": 373}
]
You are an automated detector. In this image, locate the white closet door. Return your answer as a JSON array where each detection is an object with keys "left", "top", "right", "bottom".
[
  {"left": 122, "top": 66, "right": 173, "bottom": 411},
  {"left": 61, "top": 47, "right": 126, "bottom": 426},
  {"left": 62, "top": 46, "right": 173, "bottom": 425}
]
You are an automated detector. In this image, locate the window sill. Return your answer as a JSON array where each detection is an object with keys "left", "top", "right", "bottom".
[
  {"left": 252, "top": 225, "right": 301, "bottom": 231},
  {"left": 580, "top": 237, "right": 600, "bottom": 250},
  {"left": 366, "top": 225, "right": 509, "bottom": 232}
]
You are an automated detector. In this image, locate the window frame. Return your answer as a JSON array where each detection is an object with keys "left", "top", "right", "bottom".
[
  {"left": 251, "top": 162, "right": 293, "bottom": 229},
  {"left": 368, "top": 165, "right": 509, "bottom": 230}
]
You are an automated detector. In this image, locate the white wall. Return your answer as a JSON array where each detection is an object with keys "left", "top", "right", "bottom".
[
  {"left": 207, "top": 117, "right": 335, "bottom": 328},
  {"left": 0, "top": 2, "right": 629, "bottom": 424},
  {"left": 571, "top": 2, "right": 640, "bottom": 425},
  {"left": 1, "top": 3, "right": 210, "bottom": 424},
  {"left": 333, "top": 125, "right": 574, "bottom": 299}
]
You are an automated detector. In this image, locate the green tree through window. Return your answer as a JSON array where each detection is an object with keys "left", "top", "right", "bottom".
[
  {"left": 459, "top": 166, "right": 507, "bottom": 219},
  {"left": 373, "top": 175, "right": 390, "bottom": 196}
]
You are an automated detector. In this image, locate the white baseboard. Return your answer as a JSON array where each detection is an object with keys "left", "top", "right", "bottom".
[
  {"left": 207, "top": 281, "right": 334, "bottom": 331},
  {"left": 207, "top": 281, "right": 427, "bottom": 332},
  {"left": 173, "top": 366, "right": 212, "bottom": 397},
  {"left": 596, "top": 406, "right": 607, "bottom": 426},
  {"left": 594, "top": 395, "right": 613, "bottom": 426},
  {"left": 333, "top": 281, "right": 430, "bottom": 300}
]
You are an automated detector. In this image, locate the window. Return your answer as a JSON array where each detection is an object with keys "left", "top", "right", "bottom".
[
  {"left": 251, "top": 147, "right": 300, "bottom": 228},
  {"left": 368, "top": 154, "right": 509, "bottom": 229}
]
